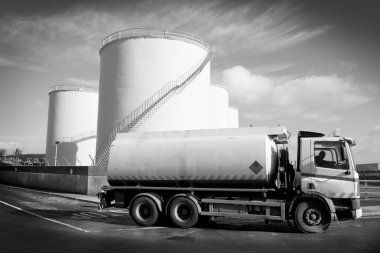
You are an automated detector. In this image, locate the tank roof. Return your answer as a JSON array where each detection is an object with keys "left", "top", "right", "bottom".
[
  {"left": 48, "top": 84, "right": 98, "bottom": 95},
  {"left": 99, "top": 27, "right": 210, "bottom": 54}
]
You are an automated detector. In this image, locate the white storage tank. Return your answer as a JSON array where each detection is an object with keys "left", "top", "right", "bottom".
[
  {"left": 45, "top": 85, "right": 98, "bottom": 166},
  {"left": 208, "top": 84, "right": 229, "bottom": 128},
  {"left": 97, "top": 28, "right": 211, "bottom": 158},
  {"left": 227, "top": 107, "right": 239, "bottom": 128}
]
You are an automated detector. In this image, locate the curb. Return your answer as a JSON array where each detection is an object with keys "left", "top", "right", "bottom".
[
  {"left": 362, "top": 212, "right": 380, "bottom": 217},
  {"left": 0, "top": 184, "right": 99, "bottom": 204}
]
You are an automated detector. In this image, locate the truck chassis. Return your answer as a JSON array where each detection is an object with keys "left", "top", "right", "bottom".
[{"left": 98, "top": 185, "right": 332, "bottom": 233}]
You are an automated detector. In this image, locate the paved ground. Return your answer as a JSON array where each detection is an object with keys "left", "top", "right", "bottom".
[{"left": 1, "top": 185, "right": 380, "bottom": 253}]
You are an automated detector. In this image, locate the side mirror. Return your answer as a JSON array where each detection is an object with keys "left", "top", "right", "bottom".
[{"left": 339, "top": 160, "right": 351, "bottom": 175}]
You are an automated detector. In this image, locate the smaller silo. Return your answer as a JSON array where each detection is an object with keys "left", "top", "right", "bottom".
[
  {"left": 227, "top": 107, "right": 239, "bottom": 128},
  {"left": 45, "top": 85, "right": 98, "bottom": 166},
  {"left": 208, "top": 82, "right": 239, "bottom": 129},
  {"left": 208, "top": 84, "right": 229, "bottom": 128}
]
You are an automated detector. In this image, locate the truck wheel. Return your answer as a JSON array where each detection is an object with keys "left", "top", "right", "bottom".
[
  {"left": 169, "top": 197, "right": 199, "bottom": 228},
  {"left": 294, "top": 201, "right": 331, "bottom": 233},
  {"left": 131, "top": 196, "right": 159, "bottom": 226}
]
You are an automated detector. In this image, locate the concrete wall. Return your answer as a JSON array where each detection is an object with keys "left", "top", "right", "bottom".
[{"left": 0, "top": 166, "right": 108, "bottom": 196}]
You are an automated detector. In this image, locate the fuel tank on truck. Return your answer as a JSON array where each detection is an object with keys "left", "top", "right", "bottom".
[{"left": 107, "top": 126, "right": 288, "bottom": 188}]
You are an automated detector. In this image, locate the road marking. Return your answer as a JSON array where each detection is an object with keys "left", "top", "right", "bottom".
[
  {"left": 71, "top": 211, "right": 124, "bottom": 220},
  {"left": 76, "top": 212, "right": 100, "bottom": 218},
  {"left": 179, "top": 228, "right": 202, "bottom": 237},
  {"left": 72, "top": 213, "right": 91, "bottom": 219},
  {"left": 106, "top": 213, "right": 126, "bottom": 217},
  {"left": 361, "top": 216, "right": 380, "bottom": 219},
  {"left": 91, "top": 226, "right": 167, "bottom": 232},
  {"left": 105, "top": 209, "right": 129, "bottom": 214},
  {"left": 0, "top": 200, "right": 89, "bottom": 233},
  {"left": 86, "top": 212, "right": 109, "bottom": 217}
]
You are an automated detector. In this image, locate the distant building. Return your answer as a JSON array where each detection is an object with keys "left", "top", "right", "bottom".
[
  {"left": 356, "top": 163, "right": 380, "bottom": 172},
  {"left": 0, "top": 154, "right": 45, "bottom": 166}
]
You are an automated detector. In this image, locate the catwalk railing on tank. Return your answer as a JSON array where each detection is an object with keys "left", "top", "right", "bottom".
[
  {"left": 95, "top": 50, "right": 214, "bottom": 167},
  {"left": 99, "top": 27, "right": 210, "bottom": 53},
  {"left": 48, "top": 84, "right": 98, "bottom": 94},
  {"left": 57, "top": 130, "right": 97, "bottom": 144}
]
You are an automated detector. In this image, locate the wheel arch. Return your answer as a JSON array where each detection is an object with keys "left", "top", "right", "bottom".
[
  {"left": 129, "top": 192, "right": 163, "bottom": 213},
  {"left": 289, "top": 192, "right": 335, "bottom": 219},
  {"left": 165, "top": 193, "right": 201, "bottom": 216}
]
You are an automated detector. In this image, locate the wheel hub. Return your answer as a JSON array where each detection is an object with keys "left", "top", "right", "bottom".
[
  {"left": 304, "top": 208, "right": 322, "bottom": 226},
  {"left": 138, "top": 204, "right": 151, "bottom": 220},
  {"left": 176, "top": 204, "right": 192, "bottom": 221}
]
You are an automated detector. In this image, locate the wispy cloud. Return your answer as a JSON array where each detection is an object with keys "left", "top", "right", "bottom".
[
  {"left": 370, "top": 123, "right": 380, "bottom": 136},
  {"left": 252, "top": 62, "right": 295, "bottom": 75},
  {"left": 182, "top": 2, "right": 332, "bottom": 56},
  {"left": 330, "top": 60, "right": 358, "bottom": 71},
  {"left": 0, "top": 56, "right": 15, "bottom": 66},
  {"left": 221, "top": 65, "right": 374, "bottom": 123},
  {"left": 0, "top": 1, "right": 331, "bottom": 74},
  {"left": 65, "top": 78, "right": 98, "bottom": 86}
]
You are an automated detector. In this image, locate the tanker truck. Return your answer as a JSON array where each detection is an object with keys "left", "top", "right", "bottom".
[{"left": 98, "top": 126, "right": 361, "bottom": 233}]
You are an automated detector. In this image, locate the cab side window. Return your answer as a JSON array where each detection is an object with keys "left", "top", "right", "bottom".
[
  {"left": 314, "top": 149, "right": 337, "bottom": 168},
  {"left": 314, "top": 141, "right": 348, "bottom": 170}
]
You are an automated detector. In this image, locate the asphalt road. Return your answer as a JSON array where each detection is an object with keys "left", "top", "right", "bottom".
[{"left": 1, "top": 187, "right": 380, "bottom": 253}]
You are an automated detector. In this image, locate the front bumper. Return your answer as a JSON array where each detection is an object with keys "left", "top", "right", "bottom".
[
  {"left": 351, "top": 198, "right": 362, "bottom": 219},
  {"left": 352, "top": 208, "right": 362, "bottom": 219}
]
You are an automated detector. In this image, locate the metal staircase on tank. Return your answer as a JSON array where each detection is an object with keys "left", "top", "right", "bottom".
[{"left": 95, "top": 50, "right": 214, "bottom": 167}]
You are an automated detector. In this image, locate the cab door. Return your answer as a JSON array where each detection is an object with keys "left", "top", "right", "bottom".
[{"left": 308, "top": 140, "right": 356, "bottom": 199}]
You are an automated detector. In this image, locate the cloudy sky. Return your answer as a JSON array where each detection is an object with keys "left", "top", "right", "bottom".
[{"left": 0, "top": 0, "right": 379, "bottom": 163}]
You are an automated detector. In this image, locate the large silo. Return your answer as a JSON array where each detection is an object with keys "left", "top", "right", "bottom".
[
  {"left": 45, "top": 85, "right": 98, "bottom": 166},
  {"left": 97, "top": 28, "right": 211, "bottom": 159}
]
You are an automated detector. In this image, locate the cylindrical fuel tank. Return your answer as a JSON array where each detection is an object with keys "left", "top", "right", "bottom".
[
  {"left": 97, "top": 28, "right": 210, "bottom": 157},
  {"left": 107, "top": 127, "right": 288, "bottom": 188},
  {"left": 227, "top": 107, "right": 239, "bottom": 128},
  {"left": 45, "top": 85, "right": 98, "bottom": 166},
  {"left": 208, "top": 84, "right": 229, "bottom": 128}
]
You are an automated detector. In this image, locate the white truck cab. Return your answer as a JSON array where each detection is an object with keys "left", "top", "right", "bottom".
[{"left": 297, "top": 131, "right": 362, "bottom": 220}]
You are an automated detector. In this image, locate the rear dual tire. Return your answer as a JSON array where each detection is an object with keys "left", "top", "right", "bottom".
[
  {"left": 131, "top": 196, "right": 159, "bottom": 226},
  {"left": 169, "top": 197, "right": 199, "bottom": 228}
]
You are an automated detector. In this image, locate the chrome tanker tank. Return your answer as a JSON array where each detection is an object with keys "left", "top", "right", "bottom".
[{"left": 107, "top": 126, "right": 288, "bottom": 188}]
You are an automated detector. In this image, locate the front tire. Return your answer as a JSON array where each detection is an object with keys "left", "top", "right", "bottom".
[
  {"left": 294, "top": 201, "right": 331, "bottom": 233},
  {"left": 130, "top": 196, "right": 159, "bottom": 226},
  {"left": 169, "top": 197, "right": 199, "bottom": 228}
]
